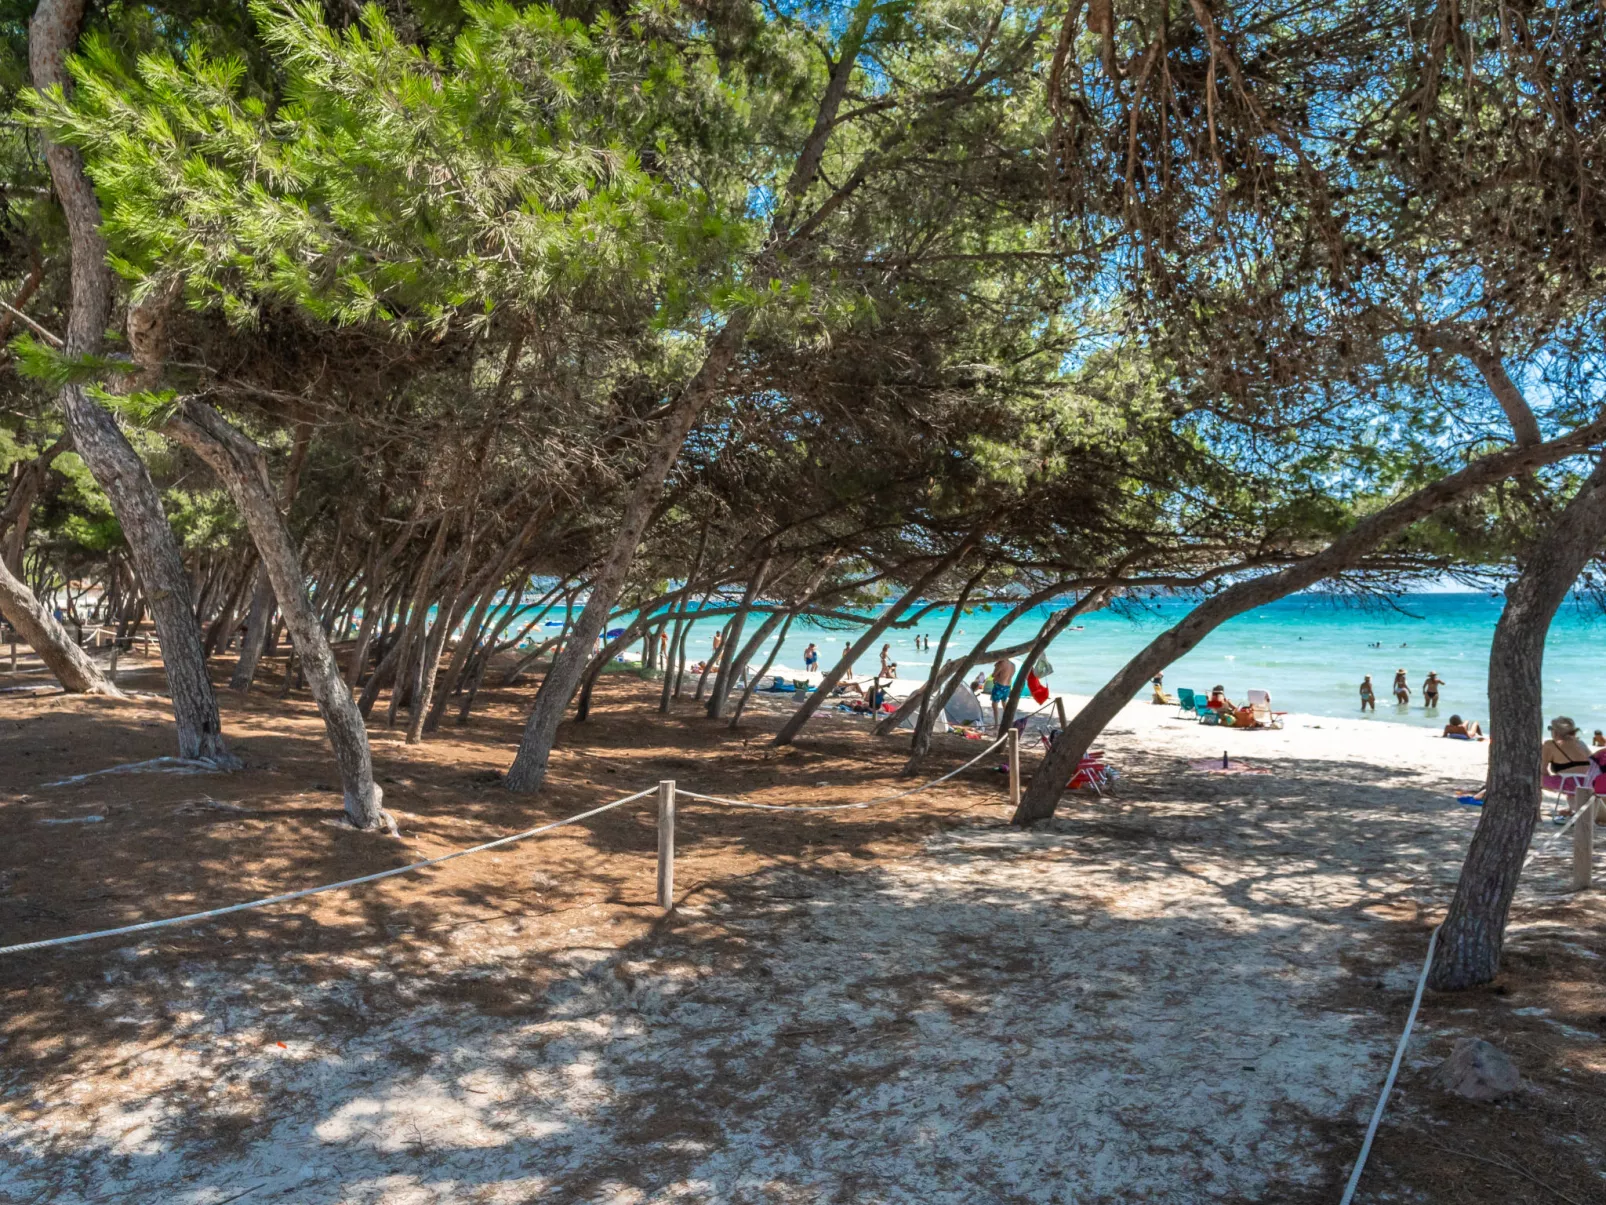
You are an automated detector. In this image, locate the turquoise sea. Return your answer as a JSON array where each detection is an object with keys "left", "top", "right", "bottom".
[{"left": 647, "top": 592, "right": 1606, "bottom": 732}]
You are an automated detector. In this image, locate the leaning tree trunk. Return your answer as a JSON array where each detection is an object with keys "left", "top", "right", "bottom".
[
  {"left": 707, "top": 558, "right": 770, "bottom": 719},
  {"left": 1011, "top": 420, "right": 1606, "bottom": 825},
  {"left": 30, "top": 0, "right": 234, "bottom": 765},
  {"left": 503, "top": 317, "right": 752, "bottom": 792},
  {"left": 165, "top": 398, "right": 386, "bottom": 830},
  {"left": 772, "top": 544, "right": 971, "bottom": 748},
  {"left": 0, "top": 556, "right": 121, "bottom": 694},
  {"left": 730, "top": 612, "right": 794, "bottom": 728},
  {"left": 1429, "top": 456, "right": 1606, "bottom": 990}
]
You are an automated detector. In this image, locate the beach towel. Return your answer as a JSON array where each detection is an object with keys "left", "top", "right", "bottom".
[{"left": 1026, "top": 670, "right": 1050, "bottom": 705}]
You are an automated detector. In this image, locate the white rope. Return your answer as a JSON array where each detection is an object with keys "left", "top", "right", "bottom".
[
  {"left": 1339, "top": 923, "right": 1441, "bottom": 1205},
  {"left": 0, "top": 786, "right": 657, "bottom": 957},
  {"left": 680, "top": 732, "right": 1010, "bottom": 813}
]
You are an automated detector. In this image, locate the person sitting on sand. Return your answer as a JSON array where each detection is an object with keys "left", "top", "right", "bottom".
[
  {"left": 1151, "top": 675, "right": 1174, "bottom": 705},
  {"left": 1393, "top": 668, "right": 1410, "bottom": 705},
  {"left": 1359, "top": 675, "right": 1375, "bottom": 711},
  {"left": 1422, "top": 671, "right": 1443, "bottom": 708},
  {"left": 1541, "top": 717, "right": 1594, "bottom": 796},
  {"left": 1206, "top": 685, "right": 1236, "bottom": 713},
  {"left": 990, "top": 657, "right": 1016, "bottom": 729},
  {"left": 1442, "top": 715, "right": 1483, "bottom": 739},
  {"left": 1593, "top": 729, "right": 1605, "bottom": 749}
]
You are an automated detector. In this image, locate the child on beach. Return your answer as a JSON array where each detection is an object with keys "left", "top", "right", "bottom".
[{"left": 1359, "top": 676, "right": 1375, "bottom": 711}]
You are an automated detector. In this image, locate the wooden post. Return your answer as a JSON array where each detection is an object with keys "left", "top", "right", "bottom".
[
  {"left": 1054, "top": 697, "right": 1068, "bottom": 729},
  {"left": 143, "top": 633, "right": 151, "bottom": 657},
  {"left": 1573, "top": 788, "right": 1595, "bottom": 892},
  {"left": 1007, "top": 727, "right": 1021, "bottom": 811},
  {"left": 107, "top": 644, "right": 120, "bottom": 686},
  {"left": 657, "top": 779, "right": 676, "bottom": 911}
]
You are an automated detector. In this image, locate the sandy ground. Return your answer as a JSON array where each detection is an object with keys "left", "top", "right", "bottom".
[{"left": 0, "top": 656, "right": 1603, "bottom": 1204}]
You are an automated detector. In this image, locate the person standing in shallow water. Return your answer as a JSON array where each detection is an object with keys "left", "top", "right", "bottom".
[
  {"left": 1360, "top": 675, "right": 1375, "bottom": 711},
  {"left": 1392, "top": 668, "right": 1410, "bottom": 705},
  {"left": 1422, "top": 671, "right": 1443, "bottom": 708}
]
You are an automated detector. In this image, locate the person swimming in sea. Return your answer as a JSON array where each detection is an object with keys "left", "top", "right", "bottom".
[{"left": 1359, "top": 675, "right": 1375, "bottom": 711}]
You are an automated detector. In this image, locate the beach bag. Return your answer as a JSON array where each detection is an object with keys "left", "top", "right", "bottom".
[{"left": 1026, "top": 670, "right": 1050, "bottom": 705}]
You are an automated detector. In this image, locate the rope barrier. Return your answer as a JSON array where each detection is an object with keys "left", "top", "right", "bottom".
[
  {"left": 0, "top": 786, "right": 657, "bottom": 957},
  {"left": 1339, "top": 923, "right": 1441, "bottom": 1205},
  {"left": 680, "top": 732, "right": 1010, "bottom": 812}
]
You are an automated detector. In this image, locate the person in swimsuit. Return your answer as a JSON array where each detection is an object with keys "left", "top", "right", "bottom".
[
  {"left": 990, "top": 657, "right": 1016, "bottom": 729},
  {"left": 803, "top": 643, "right": 818, "bottom": 672},
  {"left": 1542, "top": 716, "right": 1594, "bottom": 814},
  {"left": 879, "top": 644, "right": 895, "bottom": 678},
  {"left": 1594, "top": 729, "right": 1606, "bottom": 749},
  {"left": 1443, "top": 715, "right": 1483, "bottom": 739},
  {"left": 1359, "top": 676, "right": 1375, "bottom": 711},
  {"left": 1422, "top": 671, "right": 1442, "bottom": 708},
  {"left": 1392, "top": 669, "right": 1410, "bottom": 705}
]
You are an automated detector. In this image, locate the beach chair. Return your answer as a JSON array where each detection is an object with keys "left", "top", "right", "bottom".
[
  {"left": 1175, "top": 687, "right": 1196, "bottom": 719},
  {"left": 1247, "top": 690, "right": 1286, "bottom": 729},
  {"left": 1195, "top": 697, "right": 1219, "bottom": 725}
]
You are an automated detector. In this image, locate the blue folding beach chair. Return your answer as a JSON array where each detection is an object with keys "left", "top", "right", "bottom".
[
  {"left": 1175, "top": 687, "right": 1196, "bottom": 719},
  {"left": 1195, "top": 695, "right": 1219, "bottom": 724}
]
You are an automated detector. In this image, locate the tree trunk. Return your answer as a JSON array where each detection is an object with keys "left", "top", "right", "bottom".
[
  {"left": 773, "top": 546, "right": 971, "bottom": 747},
  {"left": 1011, "top": 422, "right": 1606, "bottom": 825},
  {"left": 230, "top": 570, "right": 274, "bottom": 691},
  {"left": 407, "top": 529, "right": 470, "bottom": 744},
  {"left": 1429, "top": 456, "right": 1606, "bottom": 989},
  {"left": 0, "top": 556, "right": 121, "bottom": 693},
  {"left": 707, "top": 559, "right": 771, "bottom": 719},
  {"left": 165, "top": 398, "right": 386, "bottom": 830},
  {"left": 503, "top": 317, "right": 753, "bottom": 791},
  {"left": 31, "top": 0, "right": 234, "bottom": 766},
  {"left": 730, "top": 612, "right": 793, "bottom": 728}
]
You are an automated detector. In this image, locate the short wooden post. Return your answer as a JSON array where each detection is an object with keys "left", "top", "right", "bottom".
[
  {"left": 1007, "top": 727, "right": 1021, "bottom": 810},
  {"left": 107, "top": 644, "right": 120, "bottom": 685},
  {"left": 1054, "top": 697, "right": 1069, "bottom": 729},
  {"left": 1573, "top": 788, "right": 1595, "bottom": 892},
  {"left": 656, "top": 779, "right": 676, "bottom": 911},
  {"left": 142, "top": 633, "right": 150, "bottom": 657}
]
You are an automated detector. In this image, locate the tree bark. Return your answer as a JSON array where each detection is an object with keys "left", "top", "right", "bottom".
[
  {"left": 164, "top": 398, "right": 386, "bottom": 830},
  {"left": 1011, "top": 418, "right": 1606, "bottom": 824},
  {"left": 30, "top": 0, "right": 235, "bottom": 766},
  {"left": 230, "top": 570, "right": 273, "bottom": 691},
  {"left": 1429, "top": 455, "right": 1606, "bottom": 989}
]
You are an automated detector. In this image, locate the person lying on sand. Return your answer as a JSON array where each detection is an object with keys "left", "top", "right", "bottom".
[{"left": 1442, "top": 715, "right": 1483, "bottom": 740}]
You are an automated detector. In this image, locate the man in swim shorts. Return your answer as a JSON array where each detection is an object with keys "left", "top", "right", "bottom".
[{"left": 991, "top": 656, "right": 1016, "bottom": 730}]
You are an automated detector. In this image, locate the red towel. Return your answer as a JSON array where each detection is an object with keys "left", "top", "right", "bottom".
[{"left": 1026, "top": 670, "right": 1050, "bottom": 705}]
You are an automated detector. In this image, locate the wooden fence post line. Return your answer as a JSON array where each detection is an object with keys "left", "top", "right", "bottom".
[
  {"left": 1007, "top": 728, "right": 1021, "bottom": 810},
  {"left": 1573, "top": 788, "right": 1595, "bottom": 892},
  {"left": 657, "top": 779, "right": 676, "bottom": 911}
]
